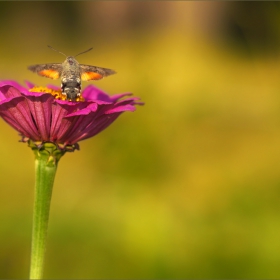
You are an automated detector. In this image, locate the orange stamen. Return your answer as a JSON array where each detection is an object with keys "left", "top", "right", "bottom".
[{"left": 29, "top": 86, "right": 85, "bottom": 102}]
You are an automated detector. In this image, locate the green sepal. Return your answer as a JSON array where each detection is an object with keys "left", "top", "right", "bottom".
[{"left": 28, "top": 140, "right": 66, "bottom": 166}]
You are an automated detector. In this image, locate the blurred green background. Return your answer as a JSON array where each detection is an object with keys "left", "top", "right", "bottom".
[{"left": 1, "top": 1, "right": 280, "bottom": 278}]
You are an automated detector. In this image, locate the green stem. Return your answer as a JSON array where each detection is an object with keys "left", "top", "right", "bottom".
[{"left": 29, "top": 142, "right": 65, "bottom": 279}]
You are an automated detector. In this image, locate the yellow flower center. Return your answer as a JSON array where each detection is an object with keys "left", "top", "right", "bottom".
[{"left": 29, "top": 86, "right": 85, "bottom": 102}]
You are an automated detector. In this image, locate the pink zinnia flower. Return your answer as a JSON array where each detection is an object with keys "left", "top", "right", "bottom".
[{"left": 0, "top": 80, "right": 142, "bottom": 151}]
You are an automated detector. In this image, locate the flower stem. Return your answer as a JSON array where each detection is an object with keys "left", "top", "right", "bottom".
[{"left": 29, "top": 142, "right": 65, "bottom": 279}]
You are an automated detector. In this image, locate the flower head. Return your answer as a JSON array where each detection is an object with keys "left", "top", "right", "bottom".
[{"left": 0, "top": 80, "right": 142, "bottom": 151}]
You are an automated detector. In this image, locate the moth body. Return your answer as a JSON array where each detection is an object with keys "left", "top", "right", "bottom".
[{"left": 60, "top": 57, "right": 82, "bottom": 100}]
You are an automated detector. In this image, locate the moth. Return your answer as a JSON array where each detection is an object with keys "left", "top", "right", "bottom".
[{"left": 28, "top": 46, "right": 116, "bottom": 100}]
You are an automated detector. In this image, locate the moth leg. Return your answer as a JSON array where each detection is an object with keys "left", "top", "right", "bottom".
[{"left": 61, "top": 83, "right": 67, "bottom": 96}]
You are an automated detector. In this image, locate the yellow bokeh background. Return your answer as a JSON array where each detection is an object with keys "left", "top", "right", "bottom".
[{"left": 1, "top": 1, "right": 280, "bottom": 278}]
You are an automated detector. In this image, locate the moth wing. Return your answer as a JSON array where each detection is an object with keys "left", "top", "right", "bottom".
[
  {"left": 28, "top": 63, "right": 62, "bottom": 80},
  {"left": 79, "top": 64, "right": 116, "bottom": 81}
]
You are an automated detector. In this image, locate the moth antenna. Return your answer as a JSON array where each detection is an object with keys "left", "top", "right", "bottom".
[
  {"left": 74, "top": 47, "right": 93, "bottom": 58},
  {"left": 47, "top": 45, "right": 67, "bottom": 57}
]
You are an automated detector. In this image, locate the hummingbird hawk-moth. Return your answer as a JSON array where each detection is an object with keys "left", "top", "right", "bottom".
[{"left": 28, "top": 46, "right": 116, "bottom": 100}]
